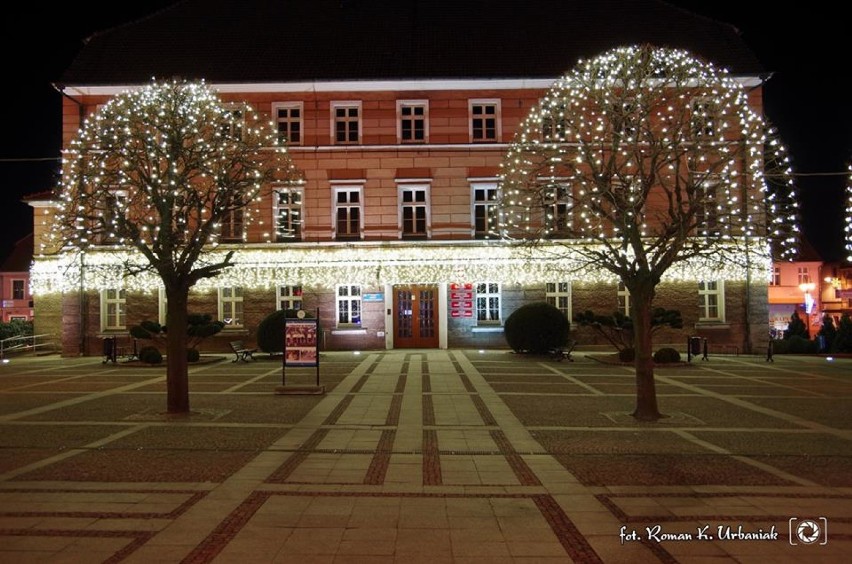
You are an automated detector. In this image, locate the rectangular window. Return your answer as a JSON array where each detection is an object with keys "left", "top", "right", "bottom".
[
  {"left": 11, "top": 280, "right": 25, "bottom": 300},
  {"left": 797, "top": 267, "right": 810, "bottom": 285},
  {"left": 691, "top": 98, "right": 717, "bottom": 138},
  {"left": 400, "top": 185, "right": 429, "bottom": 238},
  {"left": 472, "top": 182, "right": 499, "bottom": 238},
  {"left": 334, "top": 186, "right": 363, "bottom": 240},
  {"left": 101, "top": 288, "right": 126, "bottom": 331},
  {"left": 219, "top": 287, "right": 244, "bottom": 328},
  {"left": 695, "top": 178, "right": 720, "bottom": 237},
  {"left": 273, "top": 102, "right": 302, "bottom": 145},
  {"left": 274, "top": 187, "right": 303, "bottom": 241},
  {"left": 470, "top": 100, "right": 500, "bottom": 142},
  {"left": 221, "top": 104, "right": 245, "bottom": 139},
  {"left": 277, "top": 285, "right": 303, "bottom": 311},
  {"left": 544, "top": 184, "right": 572, "bottom": 237},
  {"left": 398, "top": 100, "right": 428, "bottom": 143},
  {"left": 332, "top": 102, "right": 361, "bottom": 145},
  {"left": 98, "top": 188, "right": 128, "bottom": 245},
  {"left": 617, "top": 282, "right": 631, "bottom": 317},
  {"left": 541, "top": 102, "right": 569, "bottom": 141},
  {"left": 545, "top": 282, "right": 572, "bottom": 319},
  {"left": 611, "top": 99, "right": 638, "bottom": 138},
  {"left": 698, "top": 280, "right": 724, "bottom": 322},
  {"left": 475, "top": 282, "right": 501, "bottom": 324},
  {"left": 336, "top": 284, "right": 362, "bottom": 326},
  {"left": 220, "top": 201, "right": 245, "bottom": 242},
  {"left": 771, "top": 266, "right": 781, "bottom": 286}
]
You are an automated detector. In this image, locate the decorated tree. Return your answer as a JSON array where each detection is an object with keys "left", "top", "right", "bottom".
[
  {"left": 846, "top": 163, "right": 852, "bottom": 262},
  {"left": 45, "top": 79, "right": 302, "bottom": 413},
  {"left": 496, "top": 45, "right": 798, "bottom": 420}
]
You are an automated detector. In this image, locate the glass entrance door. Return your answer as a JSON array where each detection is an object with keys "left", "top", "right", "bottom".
[{"left": 393, "top": 284, "right": 439, "bottom": 348}]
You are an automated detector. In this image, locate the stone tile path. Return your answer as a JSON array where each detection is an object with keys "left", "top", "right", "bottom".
[{"left": 0, "top": 350, "right": 850, "bottom": 562}]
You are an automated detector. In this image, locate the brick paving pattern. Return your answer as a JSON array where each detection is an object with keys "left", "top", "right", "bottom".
[{"left": 0, "top": 350, "right": 850, "bottom": 562}]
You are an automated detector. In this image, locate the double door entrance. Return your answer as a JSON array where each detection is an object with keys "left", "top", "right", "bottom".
[{"left": 392, "top": 284, "right": 439, "bottom": 348}]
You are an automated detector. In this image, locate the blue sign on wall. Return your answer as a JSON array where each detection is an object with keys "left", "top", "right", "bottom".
[{"left": 363, "top": 293, "right": 384, "bottom": 302}]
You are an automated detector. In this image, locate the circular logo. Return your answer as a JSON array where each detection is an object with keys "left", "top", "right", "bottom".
[{"left": 796, "top": 519, "right": 822, "bottom": 544}]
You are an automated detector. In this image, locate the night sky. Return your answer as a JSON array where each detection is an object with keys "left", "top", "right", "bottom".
[{"left": 1, "top": 1, "right": 848, "bottom": 263}]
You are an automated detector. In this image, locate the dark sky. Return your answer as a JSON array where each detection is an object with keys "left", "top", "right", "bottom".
[{"left": 1, "top": 1, "right": 849, "bottom": 263}]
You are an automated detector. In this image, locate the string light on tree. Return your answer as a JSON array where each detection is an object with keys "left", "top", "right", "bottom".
[{"left": 495, "top": 44, "right": 800, "bottom": 421}]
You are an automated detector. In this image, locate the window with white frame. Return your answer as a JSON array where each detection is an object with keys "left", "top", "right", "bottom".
[
  {"left": 101, "top": 288, "right": 126, "bottom": 331},
  {"left": 336, "top": 284, "right": 361, "bottom": 326},
  {"left": 278, "top": 285, "right": 303, "bottom": 311},
  {"left": 472, "top": 182, "right": 499, "bottom": 238},
  {"left": 98, "top": 188, "right": 128, "bottom": 245},
  {"left": 611, "top": 98, "right": 638, "bottom": 139},
  {"left": 274, "top": 186, "right": 303, "bottom": 241},
  {"left": 399, "top": 184, "right": 429, "bottom": 238},
  {"left": 797, "top": 267, "right": 810, "bottom": 285},
  {"left": 541, "top": 102, "right": 569, "bottom": 141},
  {"left": 695, "top": 177, "right": 720, "bottom": 237},
  {"left": 333, "top": 185, "right": 363, "bottom": 240},
  {"left": 11, "top": 280, "right": 25, "bottom": 300},
  {"left": 221, "top": 104, "right": 245, "bottom": 139},
  {"left": 470, "top": 100, "right": 500, "bottom": 142},
  {"left": 770, "top": 266, "right": 781, "bottom": 286},
  {"left": 617, "top": 282, "right": 631, "bottom": 317},
  {"left": 475, "top": 283, "right": 501, "bottom": 324},
  {"left": 219, "top": 287, "right": 244, "bottom": 328},
  {"left": 698, "top": 280, "right": 725, "bottom": 322},
  {"left": 398, "top": 100, "right": 428, "bottom": 143},
  {"left": 544, "top": 184, "right": 572, "bottom": 237},
  {"left": 332, "top": 102, "right": 361, "bottom": 145},
  {"left": 691, "top": 98, "right": 717, "bottom": 138},
  {"left": 219, "top": 191, "right": 245, "bottom": 242},
  {"left": 546, "top": 282, "right": 572, "bottom": 319},
  {"left": 273, "top": 102, "right": 302, "bottom": 145}
]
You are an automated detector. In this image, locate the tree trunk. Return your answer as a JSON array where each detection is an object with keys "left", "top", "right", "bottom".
[
  {"left": 630, "top": 282, "right": 663, "bottom": 421},
  {"left": 165, "top": 287, "right": 191, "bottom": 413}
]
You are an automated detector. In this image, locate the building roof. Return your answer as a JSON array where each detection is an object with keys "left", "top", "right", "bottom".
[
  {"left": 59, "top": 0, "right": 764, "bottom": 87},
  {"left": 0, "top": 234, "right": 33, "bottom": 273}
]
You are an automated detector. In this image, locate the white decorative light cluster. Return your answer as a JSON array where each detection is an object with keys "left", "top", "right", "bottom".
[
  {"left": 42, "top": 78, "right": 302, "bottom": 282},
  {"left": 846, "top": 163, "right": 852, "bottom": 262},
  {"left": 30, "top": 240, "right": 767, "bottom": 295},
  {"left": 496, "top": 45, "right": 799, "bottom": 278}
]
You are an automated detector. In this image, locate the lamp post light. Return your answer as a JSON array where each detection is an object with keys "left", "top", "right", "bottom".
[{"left": 799, "top": 281, "right": 816, "bottom": 338}]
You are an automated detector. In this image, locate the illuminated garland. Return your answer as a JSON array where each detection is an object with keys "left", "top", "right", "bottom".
[
  {"left": 496, "top": 45, "right": 799, "bottom": 276},
  {"left": 847, "top": 163, "right": 852, "bottom": 262},
  {"left": 30, "top": 240, "right": 770, "bottom": 295}
]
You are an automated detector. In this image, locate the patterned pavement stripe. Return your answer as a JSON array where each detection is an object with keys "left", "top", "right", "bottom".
[
  {"left": 422, "top": 429, "right": 442, "bottom": 485},
  {"left": 490, "top": 429, "right": 542, "bottom": 486},
  {"left": 363, "top": 429, "right": 396, "bottom": 485},
  {"left": 0, "top": 528, "right": 156, "bottom": 564},
  {"left": 0, "top": 489, "right": 207, "bottom": 519},
  {"left": 264, "top": 428, "right": 330, "bottom": 483}
]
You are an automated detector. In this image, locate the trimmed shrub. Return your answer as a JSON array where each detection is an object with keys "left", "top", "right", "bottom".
[
  {"left": 257, "top": 309, "right": 315, "bottom": 353},
  {"left": 186, "top": 348, "right": 200, "bottom": 362},
  {"left": 504, "top": 302, "right": 570, "bottom": 354},
  {"left": 618, "top": 347, "right": 636, "bottom": 363},
  {"left": 787, "top": 335, "right": 818, "bottom": 354},
  {"left": 653, "top": 347, "right": 681, "bottom": 363},
  {"left": 138, "top": 346, "right": 163, "bottom": 364}
]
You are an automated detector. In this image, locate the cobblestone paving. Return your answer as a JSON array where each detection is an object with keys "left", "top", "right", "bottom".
[{"left": 0, "top": 350, "right": 850, "bottom": 562}]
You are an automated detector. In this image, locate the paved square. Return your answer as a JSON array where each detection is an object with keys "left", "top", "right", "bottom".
[{"left": 0, "top": 350, "right": 850, "bottom": 562}]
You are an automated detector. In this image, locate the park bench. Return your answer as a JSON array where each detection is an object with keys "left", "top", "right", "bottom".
[{"left": 229, "top": 340, "right": 257, "bottom": 362}]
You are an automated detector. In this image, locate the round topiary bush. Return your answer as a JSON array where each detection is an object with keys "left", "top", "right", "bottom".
[
  {"left": 504, "top": 302, "right": 569, "bottom": 354},
  {"left": 653, "top": 347, "right": 681, "bottom": 363},
  {"left": 138, "top": 345, "right": 163, "bottom": 364},
  {"left": 619, "top": 347, "right": 636, "bottom": 363},
  {"left": 186, "top": 348, "right": 200, "bottom": 362},
  {"left": 257, "top": 309, "right": 314, "bottom": 353}
]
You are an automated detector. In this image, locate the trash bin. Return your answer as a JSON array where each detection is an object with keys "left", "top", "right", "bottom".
[
  {"left": 689, "top": 336, "right": 702, "bottom": 356},
  {"left": 102, "top": 337, "right": 117, "bottom": 364}
]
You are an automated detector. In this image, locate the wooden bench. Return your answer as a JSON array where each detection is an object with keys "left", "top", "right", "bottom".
[{"left": 229, "top": 340, "right": 257, "bottom": 362}]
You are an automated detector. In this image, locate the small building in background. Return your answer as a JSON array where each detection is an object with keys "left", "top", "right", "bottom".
[{"left": 0, "top": 233, "right": 34, "bottom": 322}]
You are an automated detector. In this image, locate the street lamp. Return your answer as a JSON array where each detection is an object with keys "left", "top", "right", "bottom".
[{"left": 799, "top": 282, "right": 816, "bottom": 338}]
